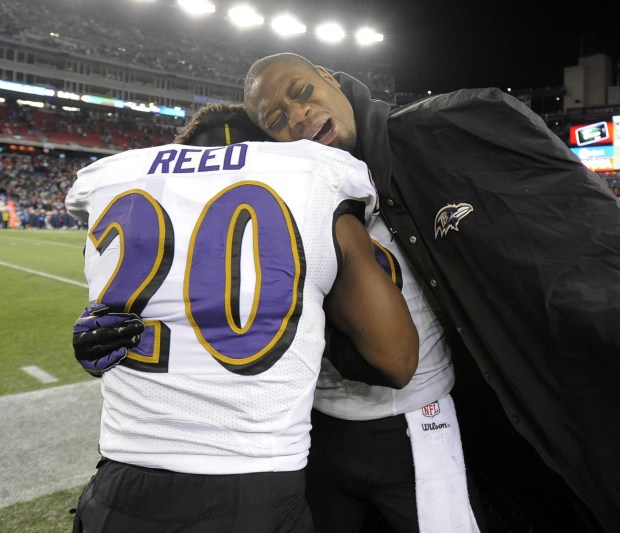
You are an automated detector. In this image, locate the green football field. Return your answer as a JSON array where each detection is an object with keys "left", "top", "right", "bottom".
[
  {"left": 0, "top": 229, "right": 90, "bottom": 395},
  {"left": 0, "top": 229, "right": 96, "bottom": 532}
]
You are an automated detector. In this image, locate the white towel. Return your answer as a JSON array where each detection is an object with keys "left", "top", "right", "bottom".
[{"left": 405, "top": 394, "right": 480, "bottom": 533}]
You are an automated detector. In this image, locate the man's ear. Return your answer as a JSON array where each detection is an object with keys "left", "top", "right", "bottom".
[{"left": 316, "top": 66, "right": 341, "bottom": 89}]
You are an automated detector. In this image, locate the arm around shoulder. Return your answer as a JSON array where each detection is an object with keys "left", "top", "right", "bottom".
[{"left": 325, "top": 214, "right": 419, "bottom": 388}]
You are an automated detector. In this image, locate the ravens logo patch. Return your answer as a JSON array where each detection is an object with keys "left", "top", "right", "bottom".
[{"left": 434, "top": 203, "right": 473, "bottom": 239}]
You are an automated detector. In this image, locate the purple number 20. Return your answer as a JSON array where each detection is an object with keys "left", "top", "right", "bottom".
[{"left": 89, "top": 182, "right": 305, "bottom": 375}]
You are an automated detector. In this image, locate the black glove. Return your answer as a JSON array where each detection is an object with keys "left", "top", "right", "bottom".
[{"left": 73, "top": 302, "right": 144, "bottom": 377}]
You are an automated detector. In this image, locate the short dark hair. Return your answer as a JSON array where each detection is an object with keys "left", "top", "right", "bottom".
[
  {"left": 174, "top": 103, "right": 268, "bottom": 146},
  {"left": 244, "top": 53, "right": 317, "bottom": 118}
]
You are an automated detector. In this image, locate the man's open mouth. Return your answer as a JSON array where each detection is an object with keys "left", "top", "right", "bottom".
[{"left": 312, "top": 120, "right": 333, "bottom": 142}]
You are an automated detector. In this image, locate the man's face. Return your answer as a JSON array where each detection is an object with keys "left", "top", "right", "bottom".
[{"left": 245, "top": 62, "right": 357, "bottom": 152}]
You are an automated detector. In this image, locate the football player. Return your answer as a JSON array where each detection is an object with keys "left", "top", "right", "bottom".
[{"left": 66, "top": 103, "right": 419, "bottom": 533}]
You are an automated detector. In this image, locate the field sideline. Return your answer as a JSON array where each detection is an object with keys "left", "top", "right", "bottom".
[{"left": 0, "top": 229, "right": 102, "bottom": 532}]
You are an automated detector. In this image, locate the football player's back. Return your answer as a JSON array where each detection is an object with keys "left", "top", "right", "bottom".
[{"left": 68, "top": 139, "right": 378, "bottom": 474}]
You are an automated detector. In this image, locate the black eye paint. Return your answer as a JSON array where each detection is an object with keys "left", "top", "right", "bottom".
[
  {"left": 297, "top": 84, "right": 314, "bottom": 104},
  {"left": 269, "top": 84, "right": 315, "bottom": 132},
  {"left": 272, "top": 113, "right": 288, "bottom": 132}
]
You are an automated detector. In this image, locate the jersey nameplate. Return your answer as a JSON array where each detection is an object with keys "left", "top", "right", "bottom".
[{"left": 148, "top": 144, "right": 248, "bottom": 175}]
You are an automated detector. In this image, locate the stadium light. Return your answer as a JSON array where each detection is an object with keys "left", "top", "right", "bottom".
[
  {"left": 316, "top": 22, "right": 345, "bottom": 44},
  {"left": 271, "top": 14, "right": 306, "bottom": 37},
  {"left": 0, "top": 80, "right": 54, "bottom": 97},
  {"left": 355, "top": 27, "right": 383, "bottom": 46},
  {"left": 57, "top": 90, "right": 80, "bottom": 100},
  {"left": 16, "top": 99, "right": 45, "bottom": 108},
  {"left": 177, "top": 0, "right": 216, "bottom": 16},
  {"left": 228, "top": 5, "right": 264, "bottom": 28}
]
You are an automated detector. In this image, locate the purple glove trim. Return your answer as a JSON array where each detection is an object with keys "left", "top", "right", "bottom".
[
  {"left": 74, "top": 310, "right": 137, "bottom": 334},
  {"left": 80, "top": 347, "right": 128, "bottom": 377},
  {"left": 73, "top": 302, "right": 143, "bottom": 377}
]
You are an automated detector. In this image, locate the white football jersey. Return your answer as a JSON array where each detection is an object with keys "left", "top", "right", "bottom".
[
  {"left": 313, "top": 215, "right": 455, "bottom": 420},
  {"left": 66, "top": 139, "right": 377, "bottom": 474}
]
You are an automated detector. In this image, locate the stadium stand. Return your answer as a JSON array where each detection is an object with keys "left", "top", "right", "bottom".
[
  {"left": 0, "top": 0, "right": 399, "bottom": 228},
  {"left": 0, "top": 150, "right": 89, "bottom": 230},
  {"left": 0, "top": 0, "right": 396, "bottom": 106},
  {"left": 0, "top": 96, "right": 179, "bottom": 229},
  {"left": 0, "top": 99, "right": 176, "bottom": 151}
]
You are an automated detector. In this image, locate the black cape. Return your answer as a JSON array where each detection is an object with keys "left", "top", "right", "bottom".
[{"left": 336, "top": 75, "right": 620, "bottom": 532}]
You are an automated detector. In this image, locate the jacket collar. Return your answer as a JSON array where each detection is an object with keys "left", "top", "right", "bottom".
[{"left": 333, "top": 71, "right": 393, "bottom": 191}]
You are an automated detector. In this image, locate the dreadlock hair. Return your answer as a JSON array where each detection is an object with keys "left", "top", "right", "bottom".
[{"left": 174, "top": 103, "right": 268, "bottom": 146}]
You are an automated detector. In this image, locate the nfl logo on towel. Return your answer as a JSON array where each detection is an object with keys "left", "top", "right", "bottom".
[{"left": 422, "top": 402, "right": 440, "bottom": 417}]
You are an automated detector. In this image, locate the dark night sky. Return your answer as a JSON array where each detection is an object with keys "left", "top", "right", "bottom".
[
  {"left": 381, "top": 0, "right": 620, "bottom": 93},
  {"left": 227, "top": 0, "right": 620, "bottom": 94},
  {"left": 82, "top": 0, "right": 620, "bottom": 95}
]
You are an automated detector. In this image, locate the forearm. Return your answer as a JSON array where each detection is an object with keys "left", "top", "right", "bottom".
[
  {"left": 324, "top": 276, "right": 419, "bottom": 388},
  {"left": 325, "top": 327, "right": 406, "bottom": 388},
  {"left": 328, "top": 213, "right": 419, "bottom": 387}
]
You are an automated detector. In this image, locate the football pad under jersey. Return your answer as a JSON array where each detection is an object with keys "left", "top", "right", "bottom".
[{"left": 65, "top": 139, "right": 377, "bottom": 474}]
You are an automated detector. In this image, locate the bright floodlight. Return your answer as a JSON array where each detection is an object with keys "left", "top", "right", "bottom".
[
  {"left": 178, "top": 0, "right": 215, "bottom": 16},
  {"left": 229, "top": 5, "right": 264, "bottom": 28},
  {"left": 316, "top": 22, "right": 345, "bottom": 43},
  {"left": 356, "top": 27, "right": 383, "bottom": 45},
  {"left": 272, "top": 14, "right": 306, "bottom": 37}
]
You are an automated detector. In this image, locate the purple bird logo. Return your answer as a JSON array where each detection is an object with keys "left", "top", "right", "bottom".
[{"left": 434, "top": 203, "right": 474, "bottom": 239}]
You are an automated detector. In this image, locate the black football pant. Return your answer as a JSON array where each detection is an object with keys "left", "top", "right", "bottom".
[
  {"left": 305, "top": 408, "right": 488, "bottom": 533},
  {"left": 72, "top": 458, "right": 314, "bottom": 533},
  {"left": 306, "top": 409, "right": 421, "bottom": 533}
]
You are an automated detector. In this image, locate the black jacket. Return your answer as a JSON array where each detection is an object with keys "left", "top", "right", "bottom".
[{"left": 336, "top": 74, "right": 620, "bottom": 532}]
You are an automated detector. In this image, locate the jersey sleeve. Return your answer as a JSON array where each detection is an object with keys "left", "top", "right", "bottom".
[
  {"left": 65, "top": 146, "right": 163, "bottom": 221},
  {"left": 64, "top": 163, "right": 100, "bottom": 222},
  {"left": 322, "top": 145, "right": 379, "bottom": 224}
]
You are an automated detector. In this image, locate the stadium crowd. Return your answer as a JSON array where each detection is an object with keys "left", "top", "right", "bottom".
[
  {"left": 0, "top": 0, "right": 395, "bottom": 102},
  {"left": 1, "top": 100, "right": 618, "bottom": 232},
  {"left": 0, "top": 105, "right": 174, "bottom": 231},
  {"left": 0, "top": 97, "right": 180, "bottom": 230},
  {"left": 0, "top": 151, "right": 91, "bottom": 230},
  {"left": 0, "top": 0, "right": 249, "bottom": 87},
  {"left": 0, "top": 100, "right": 176, "bottom": 152}
]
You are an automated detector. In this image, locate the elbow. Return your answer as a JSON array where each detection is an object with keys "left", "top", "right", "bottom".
[
  {"left": 389, "top": 349, "right": 418, "bottom": 389},
  {"left": 390, "top": 377, "right": 409, "bottom": 390},
  {"left": 390, "top": 318, "right": 420, "bottom": 389}
]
